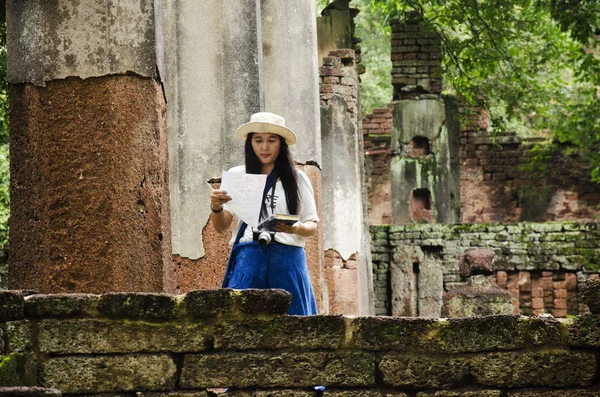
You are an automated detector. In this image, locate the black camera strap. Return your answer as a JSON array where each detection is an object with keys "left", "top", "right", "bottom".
[{"left": 221, "top": 169, "right": 279, "bottom": 287}]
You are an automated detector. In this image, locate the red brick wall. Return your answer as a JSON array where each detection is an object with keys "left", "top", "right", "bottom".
[
  {"left": 460, "top": 118, "right": 600, "bottom": 223},
  {"left": 498, "top": 271, "right": 598, "bottom": 317},
  {"left": 363, "top": 105, "right": 393, "bottom": 224}
]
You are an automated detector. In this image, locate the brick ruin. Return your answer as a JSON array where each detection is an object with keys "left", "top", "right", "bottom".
[
  {"left": 2, "top": 289, "right": 600, "bottom": 396},
  {"left": 364, "top": 14, "right": 600, "bottom": 317}
]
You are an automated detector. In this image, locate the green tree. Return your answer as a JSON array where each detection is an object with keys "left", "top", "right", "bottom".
[{"left": 322, "top": 0, "right": 599, "bottom": 181}]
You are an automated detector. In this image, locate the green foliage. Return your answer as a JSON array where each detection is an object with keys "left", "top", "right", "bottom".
[{"left": 352, "top": 0, "right": 600, "bottom": 181}]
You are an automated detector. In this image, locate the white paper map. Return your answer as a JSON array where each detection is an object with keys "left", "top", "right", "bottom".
[{"left": 220, "top": 171, "right": 266, "bottom": 227}]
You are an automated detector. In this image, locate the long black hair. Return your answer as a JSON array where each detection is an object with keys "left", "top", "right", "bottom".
[{"left": 245, "top": 133, "right": 299, "bottom": 215}]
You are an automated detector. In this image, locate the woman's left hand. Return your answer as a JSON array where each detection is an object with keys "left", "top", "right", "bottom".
[{"left": 274, "top": 221, "right": 301, "bottom": 235}]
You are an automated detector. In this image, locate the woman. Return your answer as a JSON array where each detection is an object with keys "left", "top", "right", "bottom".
[{"left": 209, "top": 112, "right": 318, "bottom": 315}]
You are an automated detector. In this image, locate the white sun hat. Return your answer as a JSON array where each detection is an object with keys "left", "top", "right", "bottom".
[{"left": 235, "top": 112, "right": 297, "bottom": 145}]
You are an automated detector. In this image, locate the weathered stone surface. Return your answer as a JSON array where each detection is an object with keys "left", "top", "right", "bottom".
[
  {"left": 0, "top": 353, "right": 36, "bottom": 387},
  {"left": 180, "top": 352, "right": 375, "bottom": 388},
  {"left": 0, "top": 387, "right": 61, "bottom": 396},
  {"left": 9, "top": 76, "right": 172, "bottom": 294},
  {"left": 507, "top": 390, "right": 600, "bottom": 397},
  {"left": 139, "top": 393, "right": 208, "bottom": 397},
  {"left": 567, "top": 314, "right": 600, "bottom": 347},
  {"left": 2, "top": 321, "right": 31, "bottom": 353},
  {"left": 0, "top": 292, "right": 24, "bottom": 321},
  {"left": 25, "top": 294, "right": 99, "bottom": 317},
  {"left": 417, "top": 391, "right": 502, "bottom": 397},
  {"left": 459, "top": 248, "right": 496, "bottom": 276},
  {"left": 235, "top": 289, "right": 292, "bottom": 315},
  {"left": 580, "top": 278, "right": 600, "bottom": 313},
  {"left": 437, "top": 316, "right": 524, "bottom": 352},
  {"left": 40, "top": 355, "right": 177, "bottom": 393},
  {"left": 214, "top": 315, "right": 345, "bottom": 350},
  {"left": 349, "top": 316, "right": 439, "bottom": 351},
  {"left": 470, "top": 351, "right": 596, "bottom": 387},
  {"left": 442, "top": 277, "right": 513, "bottom": 317},
  {"left": 37, "top": 319, "right": 209, "bottom": 354},
  {"left": 218, "top": 391, "right": 313, "bottom": 397},
  {"left": 350, "top": 316, "right": 526, "bottom": 353},
  {"left": 379, "top": 354, "right": 469, "bottom": 388},
  {"left": 325, "top": 392, "right": 408, "bottom": 397},
  {"left": 520, "top": 316, "right": 567, "bottom": 346},
  {"left": 98, "top": 293, "right": 177, "bottom": 319},
  {"left": 184, "top": 289, "right": 233, "bottom": 317}
]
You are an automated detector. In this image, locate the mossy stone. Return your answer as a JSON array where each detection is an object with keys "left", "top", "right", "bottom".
[
  {"left": 567, "top": 314, "right": 600, "bottom": 347},
  {"left": 349, "top": 316, "right": 440, "bottom": 351},
  {"left": 0, "top": 387, "right": 61, "bottom": 396},
  {"left": 184, "top": 289, "right": 233, "bottom": 317},
  {"left": 236, "top": 289, "right": 292, "bottom": 315},
  {"left": 98, "top": 293, "right": 177, "bottom": 319},
  {"left": 379, "top": 354, "right": 469, "bottom": 388},
  {"left": 181, "top": 352, "right": 375, "bottom": 389},
  {"left": 416, "top": 391, "right": 502, "bottom": 397},
  {"left": 0, "top": 353, "right": 36, "bottom": 387},
  {"left": 0, "top": 292, "right": 24, "bottom": 322},
  {"left": 470, "top": 350, "right": 596, "bottom": 387},
  {"left": 39, "top": 355, "right": 177, "bottom": 393},
  {"left": 25, "top": 293, "right": 99, "bottom": 317},
  {"left": 437, "top": 316, "right": 524, "bottom": 353},
  {"left": 580, "top": 278, "right": 600, "bottom": 313},
  {"left": 214, "top": 315, "right": 345, "bottom": 350}
]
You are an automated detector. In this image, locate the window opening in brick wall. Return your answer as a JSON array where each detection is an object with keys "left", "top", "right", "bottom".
[
  {"left": 411, "top": 188, "right": 434, "bottom": 223},
  {"left": 409, "top": 136, "right": 430, "bottom": 157}
]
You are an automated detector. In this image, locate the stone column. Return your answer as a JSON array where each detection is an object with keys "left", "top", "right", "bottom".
[
  {"left": 320, "top": 49, "right": 373, "bottom": 315},
  {"left": 8, "top": 0, "right": 173, "bottom": 293},
  {"left": 163, "top": 0, "right": 263, "bottom": 290},
  {"left": 389, "top": 16, "right": 460, "bottom": 224},
  {"left": 260, "top": 0, "right": 326, "bottom": 311}
]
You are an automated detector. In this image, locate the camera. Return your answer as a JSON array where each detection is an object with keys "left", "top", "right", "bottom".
[{"left": 253, "top": 230, "right": 275, "bottom": 245}]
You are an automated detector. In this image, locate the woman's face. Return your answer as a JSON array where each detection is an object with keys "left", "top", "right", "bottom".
[{"left": 251, "top": 133, "right": 281, "bottom": 168}]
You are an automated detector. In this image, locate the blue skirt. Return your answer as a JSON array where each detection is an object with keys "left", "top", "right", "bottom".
[{"left": 223, "top": 241, "right": 317, "bottom": 316}]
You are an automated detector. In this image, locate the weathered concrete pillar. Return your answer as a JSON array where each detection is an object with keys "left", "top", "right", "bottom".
[
  {"left": 261, "top": 0, "right": 321, "bottom": 165},
  {"left": 260, "top": 0, "right": 327, "bottom": 311},
  {"left": 8, "top": 0, "right": 173, "bottom": 293},
  {"left": 389, "top": 15, "right": 460, "bottom": 225},
  {"left": 163, "top": 1, "right": 263, "bottom": 289},
  {"left": 390, "top": 99, "right": 460, "bottom": 224},
  {"left": 390, "top": 244, "right": 443, "bottom": 317},
  {"left": 320, "top": 49, "right": 373, "bottom": 315}
]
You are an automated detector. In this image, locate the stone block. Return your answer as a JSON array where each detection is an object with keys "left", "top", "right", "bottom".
[
  {"left": 2, "top": 321, "right": 32, "bottom": 353},
  {"left": 0, "top": 387, "right": 61, "bottom": 396},
  {"left": 39, "top": 355, "right": 177, "bottom": 393},
  {"left": 580, "top": 278, "right": 600, "bottom": 313},
  {"left": 417, "top": 391, "right": 502, "bottom": 397},
  {"left": 221, "top": 392, "right": 312, "bottom": 397},
  {"left": 180, "top": 352, "right": 375, "bottom": 388},
  {"left": 325, "top": 392, "right": 408, "bottom": 397},
  {"left": 37, "top": 318, "right": 209, "bottom": 354},
  {"left": 183, "top": 289, "right": 233, "bottom": 317},
  {"left": 507, "top": 390, "right": 600, "bottom": 396},
  {"left": 567, "top": 314, "right": 600, "bottom": 347},
  {"left": 98, "top": 293, "right": 177, "bottom": 319},
  {"left": 379, "top": 354, "right": 469, "bottom": 388},
  {"left": 235, "top": 289, "right": 292, "bottom": 315},
  {"left": 0, "top": 292, "right": 24, "bottom": 321},
  {"left": 25, "top": 294, "right": 99, "bottom": 317},
  {"left": 470, "top": 351, "right": 596, "bottom": 387},
  {"left": 0, "top": 353, "right": 37, "bottom": 387},
  {"left": 214, "top": 315, "right": 345, "bottom": 350}
]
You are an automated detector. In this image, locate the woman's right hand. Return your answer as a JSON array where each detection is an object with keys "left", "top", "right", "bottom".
[{"left": 210, "top": 189, "right": 232, "bottom": 211}]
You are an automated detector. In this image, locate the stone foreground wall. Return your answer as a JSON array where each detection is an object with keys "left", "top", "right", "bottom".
[
  {"left": 2, "top": 290, "right": 600, "bottom": 396},
  {"left": 371, "top": 222, "right": 600, "bottom": 316}
]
